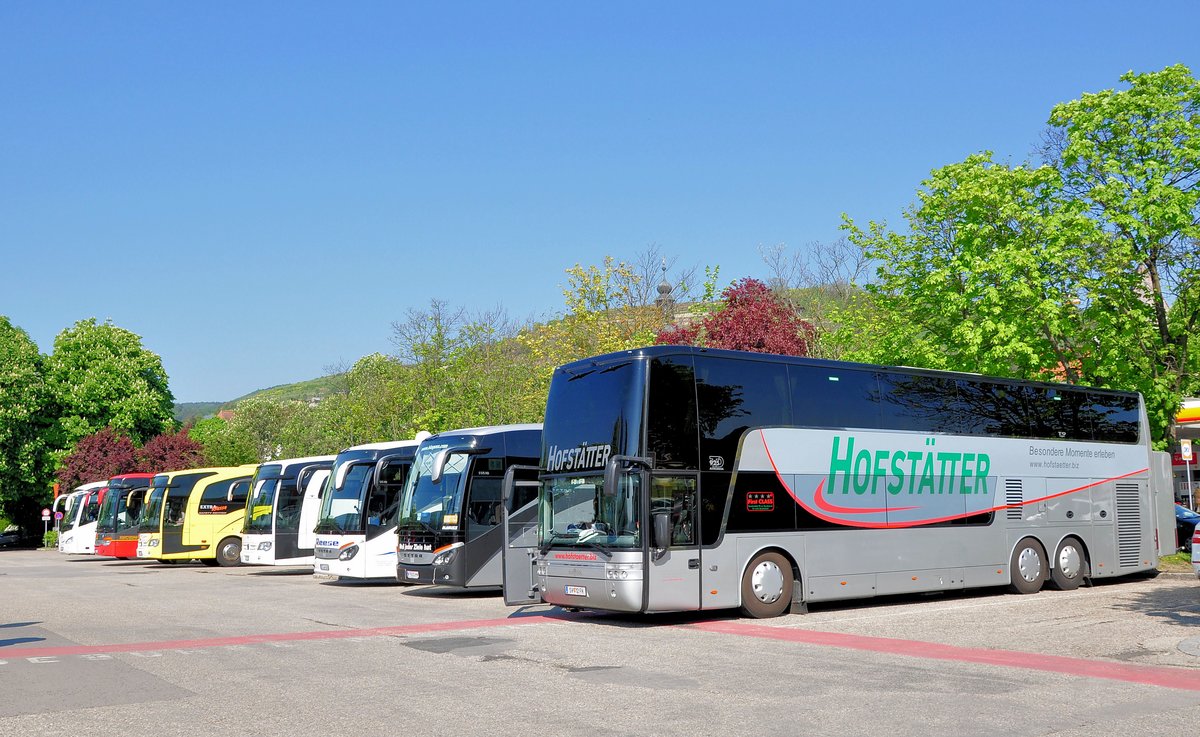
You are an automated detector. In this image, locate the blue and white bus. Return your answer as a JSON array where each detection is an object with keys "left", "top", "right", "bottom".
[
  {"left": 504, "top": 346, "right": 1174, "bottom": 617},
  {"left": 312, "top": 436, "right": 427, "bottom": 580}
]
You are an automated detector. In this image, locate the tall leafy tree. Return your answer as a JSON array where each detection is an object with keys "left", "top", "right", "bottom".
[
  {"left": 0, "top": 317, "right": 55, "bottom": 528},
  {"left": 1046, "top": 64, "right": 1200, "bottom": 432},
  {"left": 46, "top": 318, "right": 175, "bottom": 449},
  {"left": 838, "top": 65, "right": 1200, "bottom": 443}
]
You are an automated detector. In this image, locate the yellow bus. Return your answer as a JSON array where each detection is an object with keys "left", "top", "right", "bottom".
[{"left": 137, "top": 465, "right": 257, "bottom": 566}]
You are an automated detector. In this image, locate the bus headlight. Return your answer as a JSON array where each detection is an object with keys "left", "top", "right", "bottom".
[
  {"left": 431, "top": 547, "right": 459, "bottom": 567},
  {"left": 338, "top": 544, "right": 359, "bottom": 561},
  {"left": 258, "top": 542, "right": 272, "bottom": 551}
]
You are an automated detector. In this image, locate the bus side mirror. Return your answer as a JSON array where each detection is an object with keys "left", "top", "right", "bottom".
[{"left": 652, "top": 512, "right": 671, "bottom": 557}]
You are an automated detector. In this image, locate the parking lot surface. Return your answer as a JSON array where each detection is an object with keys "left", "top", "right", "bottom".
[{"left": 2, "top": 549, "right": 1198, "bottom": 737}]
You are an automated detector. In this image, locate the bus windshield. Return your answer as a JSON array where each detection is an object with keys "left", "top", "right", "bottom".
[
  {"left": 62, "top": 495, "right": 82, "bottom": 530},
  {"left": 397, "top": 448, "right": 469, "bottom": 531},
  {"left": 140, "top": 487, "right": 166, "bottom": 532},
  {"left": 316, "top": 460, "right": 374, "bottom": 533},
  {"left": 540, "top": 474, "right": 641, "bottom": 550},
  {"left": 245, "top": 474, "right": 281, "bottom": 533},
  {"left": 96, "top": 489, "right": 118, "bottom": 533}
]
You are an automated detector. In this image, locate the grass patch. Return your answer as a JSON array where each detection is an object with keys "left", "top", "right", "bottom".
[{"left": 1159, "top": 552, "right": 1194, "bottom": 573}]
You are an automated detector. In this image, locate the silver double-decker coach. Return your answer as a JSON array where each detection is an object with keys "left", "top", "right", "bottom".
[{"left": 502, "top": 346, "right": 1175, "bottom": 618}]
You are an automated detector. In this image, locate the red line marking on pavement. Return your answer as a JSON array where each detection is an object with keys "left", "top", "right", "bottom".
[
  {"left": 686, "top": 621, "right": 1200, "bottom": 692},
  {"left": 0, "top": 615, "right": 552, "bottom": 659}
]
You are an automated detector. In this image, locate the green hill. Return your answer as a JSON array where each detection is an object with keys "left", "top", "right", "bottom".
[
  {"left": 173, "top": 374, "right": 347, "bottom": 424},
  {"left": 226, "top": 373, "right": 347, "bottom": 405}
]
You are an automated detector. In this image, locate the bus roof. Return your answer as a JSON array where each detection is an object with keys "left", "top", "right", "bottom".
[
  {"left": 339, "top": 438, "right": 424, "bottom": 453},
  {"left": 152, "top": 465, "right": 259, "bottom": 480},
  {"left": 559, "top": 345, "right": 1141, "bottom": 399},
  {"left": 422, "top": 423, "right": 542, "bottom": 440}
]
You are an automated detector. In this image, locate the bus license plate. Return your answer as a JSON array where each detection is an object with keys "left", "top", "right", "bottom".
[
  {"left": 564, "top": 585, "right": 587, "bottom": 596},
  {"left": 405, "top": 570, "right": 419, "bottom": 580}
]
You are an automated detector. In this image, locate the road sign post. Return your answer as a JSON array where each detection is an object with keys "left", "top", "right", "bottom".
[
  {"left": 41, "top": 507, "right": 51, "bottom": 544},
  {"left": 1182, "top": 440, "right": 1194, "bottom": 510}
]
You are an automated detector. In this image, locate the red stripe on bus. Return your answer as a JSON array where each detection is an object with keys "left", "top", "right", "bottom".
[
  {"left": 688, "top": 621, "right": 1200, "bottom": 692},
  {"left": 760, "top": 429, "right": 1149, "bottom": 529}
]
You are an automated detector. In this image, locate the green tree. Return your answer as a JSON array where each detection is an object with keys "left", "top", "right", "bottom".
[
  {"left": 840, "top": 154, "right": 1096, "bottom": 379},
  {"left": 838, "top": 65, "right": 1200, "bottom": 444},
  {"left": 46, "top": 318, "right": 175, "bottom": 450},
  {"left": 1046, "top": 64, "right": 1200, "bottom": 435},
  {"left": 189, "top": 415, "right": 256, "bottom": 466},
  {"left": 0, "top": 317, "right": 55, "bottom": 529}
]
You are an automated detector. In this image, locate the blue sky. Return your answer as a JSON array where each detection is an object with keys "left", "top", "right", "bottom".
[{"left": 2, "top": 2, "right": 1198, "bottom": 402}]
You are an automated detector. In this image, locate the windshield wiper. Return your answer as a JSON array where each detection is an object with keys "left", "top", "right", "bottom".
[
  {"left": 315, "top": 517, "right": 343, "bottom": 534},
  {"left": 399, "top": 517, "right": 439, "bottom": 536},
  {"left": 539, "top": 531, "right": 575, "bottom": 555}
]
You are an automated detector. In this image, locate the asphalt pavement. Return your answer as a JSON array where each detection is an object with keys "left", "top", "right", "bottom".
[{"left": 1, "top": 549, "right": 1198, "bottom": 737}]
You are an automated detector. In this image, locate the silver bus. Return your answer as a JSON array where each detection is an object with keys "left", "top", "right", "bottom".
[{"left": 503, "top": 346, "right": 1175, "bottom": 618}]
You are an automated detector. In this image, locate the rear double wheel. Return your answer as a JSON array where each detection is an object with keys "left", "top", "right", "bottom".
[{"left": 1049, "top": 537, "right": 1086, "bottom": 591}]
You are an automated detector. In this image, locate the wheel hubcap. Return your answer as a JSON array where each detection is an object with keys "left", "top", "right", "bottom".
[
  {"left": 1057, "top": 545, "right": 1081, "bottom": 579},
  {"left": 750, "top": 561, "right": 784, "bottom": 604},
  {"left": 1017, "top": 547, "right": 1042, "bottom": 582}
]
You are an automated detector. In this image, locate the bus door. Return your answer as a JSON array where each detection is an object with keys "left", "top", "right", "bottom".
[
  {"left": 162, "top": 489, "right": 191, "bottom": 554},
  {"left": 118, "top": 488, "right": 147, "bottom": 539},
  {"left": 501, "top": 465, "right": 541, "bottom": 605},
  {"left": 645, "top": 473, "right": 701, "bottom": 612},
  {"left": 296, "top": 467, "right": 330, "bottom": 553},
  {"left": 366, "top": 458, "right": 410, "bottom": 540}
]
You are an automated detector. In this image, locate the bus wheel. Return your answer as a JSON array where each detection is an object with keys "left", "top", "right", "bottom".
[
  {"left": 216, "top": 537, "right": 242, "bottom": 567},
  {"left": 1008, "top": 538, "right": 1047, "bottom": 594},
  {"left": 739, "top": 551, "right": 793, "bottom": 618},
  {"left": 1050, "top": 538, "right": 1086, "bottom": 591}
]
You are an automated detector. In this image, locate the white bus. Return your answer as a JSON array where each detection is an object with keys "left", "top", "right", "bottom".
[
  {"left": 312, "top": 435, "right": 428, "bottom": 580},
  {"left": 241, "top": 455, "right": 335, "bottom": 566},
  {"left": 504, "top": 346, "right": 1175, "bottom": 618},
  {"left": 57, "top": 481, "right": 107, "bottom": 555}
]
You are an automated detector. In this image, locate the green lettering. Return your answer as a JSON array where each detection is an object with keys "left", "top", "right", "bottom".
[
  {"left": 907, "top": 454, "right": 921, "bottom": 493},
  {"left": 959, "top": 453, "right": 975, "bottom": 494},
  {"left": 872, "top": 451, "right": 889, "bottom": 495},
  {"left": 853, "top": 450, "right": 872, "bottom": 494},
  {"left": 888, "top": 451, "right": 905, "bottom": 494},
  {"left": 918, "top": 452, "right": 935, "bottom": 494},
  {"left": 829, "top": 436, "right": 854, "bottom": 494},
  {"left": 936, "top": 453, "right": 961, "bottom": 494},
  {"left": 974, "top": 453, "right": 991, "bottom": 495}
]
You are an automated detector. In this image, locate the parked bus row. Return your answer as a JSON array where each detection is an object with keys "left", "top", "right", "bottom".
[{"left": 53, "top": 346, "right": 1189, "bottom": 617}]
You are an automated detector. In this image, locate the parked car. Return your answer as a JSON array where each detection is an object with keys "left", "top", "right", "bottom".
[
  {"left": 1176, "top": 504, "right": 1200, "bottom": 552},
  {"left": 0, "top": 526, "right": 31, "bottom": 549}
]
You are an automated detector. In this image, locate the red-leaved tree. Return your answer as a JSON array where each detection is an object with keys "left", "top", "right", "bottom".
[
  {"left": 656, "top": 278, "right": 815, "bottom": 356},
  {"left": 56, "top": 427, "right": 139, "bottom": 491},
  {"left": 137, "top": 428, "right": 207, "bottom": 474}
]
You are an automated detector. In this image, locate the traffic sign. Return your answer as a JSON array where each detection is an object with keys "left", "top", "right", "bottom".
[
  {"left": 40, "top": 507, "right": 50, "bottom": 516},
  {"left": 54, "top": 511, "right": 63, "bottom": 520},
  {"left": 1182, "top": 439, "right": 1193, "bottom": 462}
]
